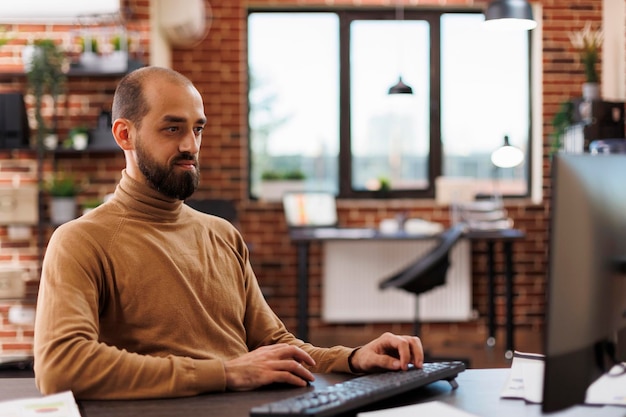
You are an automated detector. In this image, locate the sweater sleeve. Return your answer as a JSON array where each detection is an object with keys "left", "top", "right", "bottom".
[
  {"left": 241, "top": 258, "right": 355, "bottom": 375},
  {"left": 34, "top": 225, "right": 227, "bottom": 400}
]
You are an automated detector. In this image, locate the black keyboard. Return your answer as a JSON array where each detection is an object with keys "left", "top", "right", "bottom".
[{"left": 249, "top": 361, "right": 465, "bottom": 417}]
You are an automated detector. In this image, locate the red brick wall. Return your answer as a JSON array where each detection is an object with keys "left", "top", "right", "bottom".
[{"left": 0, "top": 0, "right": 612, "bottom": 357}]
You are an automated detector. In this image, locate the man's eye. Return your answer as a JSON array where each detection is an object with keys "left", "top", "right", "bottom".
[
  {"left": 194, "top": 126, "right": 204, "bottom": 135},
  {"left": 167, "top": 126, "right": 179, "bottom": 133}
]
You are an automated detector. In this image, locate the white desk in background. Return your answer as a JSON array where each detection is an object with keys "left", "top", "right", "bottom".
[{"left": 288, "top": 227, "right": 525, "bottom": 356}]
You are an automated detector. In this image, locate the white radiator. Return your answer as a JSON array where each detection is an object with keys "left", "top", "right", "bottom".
[{"left": 322, "top": 239, "right": 473, "bottom": 322}]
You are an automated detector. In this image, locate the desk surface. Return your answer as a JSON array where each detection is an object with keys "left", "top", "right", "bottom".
[
  {"left": 1, "top": 369, "right": 622, "bottom": 417},
  {"left": 289, "top": 227, "right": 526, "bottom": 242}
]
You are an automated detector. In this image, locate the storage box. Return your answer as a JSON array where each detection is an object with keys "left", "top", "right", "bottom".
[
  {"left": 0, "top": 268, "right": 27, "bottom": 299},
  {"left": 0, "top": 186, "right": 38, "bottom": 225}
]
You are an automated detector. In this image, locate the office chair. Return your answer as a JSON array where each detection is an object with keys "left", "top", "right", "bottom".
[
  {"left": 379, "top": 223, "right": 465, "bottom": 308},
  {"left": 185, "top": 199, "right": 238, "bottom": 224},
  {"left": 379, "top": 224, "right": 469, "bottom": 365}
]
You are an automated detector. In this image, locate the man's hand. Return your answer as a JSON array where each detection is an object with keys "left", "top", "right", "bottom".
[
  {"left": 224, "top": 344, "right": 316, "bottom": 391},
  {"left": 349, "top": 332, "right": 423, "bottom": 373}
]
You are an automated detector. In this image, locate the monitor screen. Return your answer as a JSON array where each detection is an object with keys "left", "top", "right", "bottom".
[
  {"left": 542, "top": 153, "right": 626, "bottom": 412},
  {"left": 282, "top": 192, "right": 338, "bottom": 228}
]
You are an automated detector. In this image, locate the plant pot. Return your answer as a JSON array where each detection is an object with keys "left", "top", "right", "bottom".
[
  {"left": 72, "top": 132, "right": 89, "bottom": 150},
  {"left": 101, "top": 51, "right": 128, "bottom": 73},
  {"left": 259, "top": 180, "right": 307, "bottom": 202},
  {"left": 582, "top": 82, "right": 600, "bottom": 101},
  {"left": 43, "top": 133, "right": 58, "bottom": 150},
  {"left": 21, "top": 44, "right": 37, "bottom": 71},
  {"left": 50, "top": 197, "right": 77, "bottom": 225}
]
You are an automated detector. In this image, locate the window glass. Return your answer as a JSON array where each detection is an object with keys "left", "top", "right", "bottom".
[
  {"left": 350, "top": 20, "right": 430, "bottom": 191},
  {"left": 248, "top": 13, "right": 339, "bottom": 198},
  {"left": 248, "top": 10, "right": 532, "bottom": 200},
  {"left": 441, "top": 13, "right": 529, "bottom": 196}
]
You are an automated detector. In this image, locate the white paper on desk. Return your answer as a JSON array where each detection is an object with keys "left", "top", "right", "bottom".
[
  {"left": 357, "top": 401, "right": 479, "bottom": 417},
  {"left": 585, "top": 363, "right": 626, "bottom": 406},
  {"left": 0, "top": 390, "right": 81, "bottom": 417},
  {"left": 500, "top": 350, "right": 545, "bottom": 404}
]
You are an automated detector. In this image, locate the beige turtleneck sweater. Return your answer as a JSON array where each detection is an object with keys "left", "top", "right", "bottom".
[{"left": 34, "top": 171, "right": 353, "bottom": 399}]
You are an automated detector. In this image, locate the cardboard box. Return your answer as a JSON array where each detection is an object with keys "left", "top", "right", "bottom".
[
  {"left": 0, "top": 186, "right": 38, "bottom": 225},
  {"left": 0, "top": 268, "right": 27, "bottom": 299}
]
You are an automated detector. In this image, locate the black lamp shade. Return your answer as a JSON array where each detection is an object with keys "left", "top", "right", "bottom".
[
  {"left": 485, "top": 0, "right": 536, "bottom": 30},
  {"left": 388, "top": 76, "right": 413, "bottom": 95}
]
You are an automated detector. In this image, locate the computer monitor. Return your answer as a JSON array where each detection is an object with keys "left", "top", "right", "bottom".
[
  {"left": 282, "top": 192, "right": 338, "bottom": 228},
  {"left": 542, "top": 153, "right": 626, "bottom": 412}
]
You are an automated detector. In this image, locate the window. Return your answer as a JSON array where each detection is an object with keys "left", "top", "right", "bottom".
[
  {"left": 248, "top": 13, "right": 339, "bottom": 197},
  {"left": 350, "top": 19, "right": 430, "bottom": 192},
  {"left": 248, "top": 9, "right": 532, "bottom": 200}
]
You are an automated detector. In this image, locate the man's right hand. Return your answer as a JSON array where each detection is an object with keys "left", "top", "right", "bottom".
[{"left": 224, "top": 344, "right": 316, "bottom": 391}]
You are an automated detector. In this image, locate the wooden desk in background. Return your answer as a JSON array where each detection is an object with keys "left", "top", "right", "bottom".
[
  {"left": 289, "top": 228, "right": 525, "bottom": 356},
  {"left": 1, "top": 369, "right": 621, "bottom": 417}
]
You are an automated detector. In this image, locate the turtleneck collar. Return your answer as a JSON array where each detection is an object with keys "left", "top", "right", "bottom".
[{"left": 112, "top": 170, "right": 184, "bottom": 221}]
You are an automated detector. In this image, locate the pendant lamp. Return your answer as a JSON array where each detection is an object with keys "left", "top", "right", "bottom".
[
  {"left": 388, "top": 76, "right": 413, "bottom": 95},
  {"left": 484, "top": 0, "right": 537, "bottom": 31},
  {"left": 388, "top": 1, "right": 413, "bottom": 95},
  {"left": 491, "top": 135, "right": 524, "bottom": 168}
]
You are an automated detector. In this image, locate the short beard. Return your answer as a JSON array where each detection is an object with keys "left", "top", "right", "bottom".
[{"left": 135, "top": 140, "right": 199, "bottom": 200}]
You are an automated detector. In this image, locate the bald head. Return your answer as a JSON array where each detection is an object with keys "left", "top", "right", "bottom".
[{"left": 112, "top": 67, "right": 196, "bottom": 129}]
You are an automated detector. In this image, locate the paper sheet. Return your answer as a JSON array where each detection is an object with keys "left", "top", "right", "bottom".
[
  {"left": 500, "top": 351, "right": 545, "bottom": 404},
  {"left": 0, "top": 391, "right": 81, "bottom": 417},
  {"left": 501, "top": 351, "right": 626, "bottom": 407},
  {"left": 585, "top": 363, "right": 626, "bottom": 406},
  {"left": 357, "top": 401, "right": 479, "bottom": 417}
]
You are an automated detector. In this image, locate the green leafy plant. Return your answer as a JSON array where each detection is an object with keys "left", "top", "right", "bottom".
[
  {"left": 282, "top": 169, "right": 306, "bottom": 180},
  {"left": 569, "top": 22, "right": 603, "bottom": 83},
  {"left": 261, "top": 169, "right": 306, "bottom": 181},
  {"left": 82, "top": 198, "right": 103, "bottom": 210},
  {"left": 26, "top": 39, "right": 66, "bottom": 146},
  {"left": 0, "top": 26, "right": 12, "bottom": 48},
  {"left": 378, "top": 176, "right": 391, "bottom": 192},
  {"left": 111, "top": 34, "right": 129, "bottom": 52},
  {"left": 550, "top": 101, "right": 575, "bottom": 157},
  {"left": 79, "top": 36, "right": 98, "bottom": 54},
  {"left": 43, "top": 172, "right": 82, "bottom": 197}
]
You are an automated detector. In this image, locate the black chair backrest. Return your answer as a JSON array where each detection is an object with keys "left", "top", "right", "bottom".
[
  {"left": 379, "top": 224, "right": 465, "bottom": 296},
  {"left": 185, "top": 199, "right": 238, "bottom": 224}
]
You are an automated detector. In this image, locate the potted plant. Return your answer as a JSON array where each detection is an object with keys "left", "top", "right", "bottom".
[
  {"left": 0, "top": 25, "right": 12, "bottom": 48},
  {"left": 25, "top": 38, "right": 66, "bottom": 150},
  {"left": 78, "top": 35, "right": 99, "bottom": 70},
  {"left": 81, "top": 197, "right": 103, "bottom": 215},
  {"left": 378, "top": 176, "right": 391, "bottom": 192},
  {"left": 259, "top": 169, "right": 307, "bottom": 202},
  {"left": 102, "top": 32, "right": 128, "bottom": 73},
  {"left": 569, "top": 22, "right": 603, "bottom": 100},
  {"left": 43, "top": 171, "right": 83, "bottom": 224},
  {"left": 65, "top": 126, "right": 90, "bottom": 150}
]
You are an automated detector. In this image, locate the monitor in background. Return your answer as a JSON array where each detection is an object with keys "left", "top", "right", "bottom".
[
  {"left": 0, "top": 93, "right": 29, "bottom": 149},
  {"left": 282, "top": 192, "right": 338, "bottom": 228},
  {"left": 542, "top": 153, "right": 626, "bottom": 412}
]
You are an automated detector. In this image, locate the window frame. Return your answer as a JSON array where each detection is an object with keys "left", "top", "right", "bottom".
[{"left": 246, "top": 7, "right": 534, "bottom": 201}]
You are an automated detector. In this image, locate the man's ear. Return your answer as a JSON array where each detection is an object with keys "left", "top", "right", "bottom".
[{"left": 112, "top": 118, "right": 134, "bottom": 150}]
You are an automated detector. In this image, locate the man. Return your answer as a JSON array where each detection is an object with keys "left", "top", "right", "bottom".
[{"left": 34, "top": 66, "right": 423, "bottom": 400}]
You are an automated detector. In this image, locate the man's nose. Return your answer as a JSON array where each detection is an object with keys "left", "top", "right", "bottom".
[{"left": 179, "top": 130, "right": 200, "bottom": 153}]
